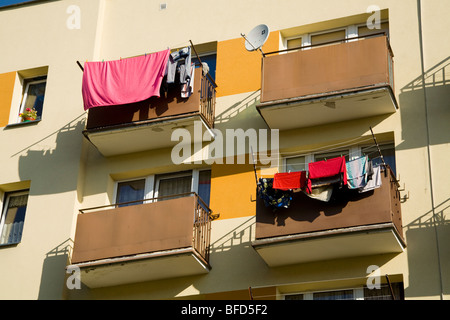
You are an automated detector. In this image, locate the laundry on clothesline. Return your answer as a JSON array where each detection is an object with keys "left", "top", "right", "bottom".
[
  {"left": 358, "top": 163, "right": 382, "bottom": 193},
  {"left": 263, "top": 155, "right": 385, "bottom": 208},
  {"left": 81, "top": 45, "right": 211, "bottom": 110},
  {"left": 258, "top": 177, "right": 292, "bottom": 211},
  {"left": 81, "top": 49, "right": 171, "bottom": 110},
  {"left": 346, "top": 155, "right": 369, "bottom": 189},
  {"left": 308, "top": 156, "right": 348, "bottom": 186}
]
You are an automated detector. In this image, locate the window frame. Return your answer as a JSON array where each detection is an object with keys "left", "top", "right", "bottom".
[
  {"left": 309, "top": 27, "right": 349, "bottom": 46},
  {"left": 115, "top": 178, "right": 147, "bottom": 207},
  {"left": 281, "top": 142, "right": 395, "bottom": 174},
  {"left": 113, "top": 168, "right": 211, "bottom": 205},
  {"left": 356, "top": 19, "right": 390, "bottom": 38},
  {"left": 0, "top": 189, "right": 29, "bottom": 247},
  {"left": 191, "top": 51, "right": 217, "bottom": 81},
  {"left": 154, "top": 170, "right": 193, "bottom": 200},
  {"left": 283, "top": 282, "right": 403, "bottom": 300},
  {"left": 284, "top": 287, "right": 364, "bottom": 300},
  {"left": 281, "top": 20, "right": 389, "bottom": 52},
  {"left": 17, "top": 76, "right": 47, "bottom": 123},
  {"left": 282, "top": 26, "right": 351, "bottom": 51}
]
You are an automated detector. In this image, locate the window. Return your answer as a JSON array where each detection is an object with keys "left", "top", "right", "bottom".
[
  {"left": 281, "top": 141, "right": 395, "bottom": 174},
  {"left": 283, "top": 283, "right": 404, "bottom": 300},
  {"left": 198, "top": 170, "right": 211, "bottom": 208},
  {"left": 190, "top": 41, "right": 217, "bottom": 81},
  {"left": 116, "top": 179, "right": 146, "bottom": 207},
  {"left": 363, "top": 283, "right": 404, "bottom": 300},
  {"left": 284, "top": 293, "right": 303, "bottom": 300},
  {"left": 358, "top": 21, "right": 389, "bottom": 38},
  {"left": 314, "top": 149, "right": 350, "bottom": 162},
  {"left": 362, "top": 143, "right": 396, "bottom": 176},
  {"left": 114, "top": 169, "right": 211, "bottom": 207},
  {"left": 310, "top": 29, "right": 346, "bottom": 46},
  {"left": 285, "top": 155, "right": 307, "bottom": 172},
  {"left": 0, "top": 190, "right": 29, "bottom": 245},
  {"left": 18, "top": 76, "right": 47, "bottom": 122},
  {"left": 313, "top": 289, "right": 354, "bottom": 300},
  {"left": 284, "top": 289, "right": 357, "bottom": 300},
  {"left": 286, "top": 37, "right": 302, "bottom": 50},
  {"left": 192, "top": 53, "right": 217, "bottom": 81},
  {"left": 282, "top": 21, "right": 389, "bottom": 52},
  {"left": 155, "top": 171, "right": 192, "bottom": 200}
]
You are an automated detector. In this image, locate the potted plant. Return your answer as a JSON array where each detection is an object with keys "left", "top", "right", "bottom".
[{"left": 19, "top": 107, "right": 38, "bottom": 122}]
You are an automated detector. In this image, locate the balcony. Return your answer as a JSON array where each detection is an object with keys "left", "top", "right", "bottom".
[
  {"left": 67, "top": 193, "right": 212, "bottom": 288},
  {"left": 83, "top": 67, "right": 216, "bottom": 156},
  {"left": 252, "top": 167, "right": 405, "bottom": 267},
  {"left": 257, "top": 34, "right": 397, "bottom": 130}
]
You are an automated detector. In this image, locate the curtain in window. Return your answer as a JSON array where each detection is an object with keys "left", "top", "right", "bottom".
[
  {"left": 116, "top": 179, "right": 145, "bottom": 207},
  {"left": 285, "top": 156, "right": 306, "bottom": 172},
  {"left": 363, "top": 143, "right": 396, "bottom": 176},
  {"left": 0, "top": 194, "right": 28, "bottom": 245},
  {"left": 198, "top": 170, "right": 211, "bottom": 207},
  {"left": 313, "top": 290, "right": 354, "bottom": 300},
  {"left": 24, "top": 81, "right": 46, "bottom": 117},
  {"left": 364, "top": 283, "right": 403, "bottom": 300},
  {"left": 158, "top": 175, "right": 192, "bottom": 200}
]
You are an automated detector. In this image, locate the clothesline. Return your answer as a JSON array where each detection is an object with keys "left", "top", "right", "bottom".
[
  {"left": 76, "top": 39, "right": 202, "bottom": 71},
  {"left": 257, "top": 153, "right": 384, "bottom": 210},
  {"left": 250, "top": 136, "right": 379, "bottom": 160},
  {"left": 257, "top": 154, "right": 384, "bottom": 170},
  {"left": 78, "top": 40, "right": 209, "bottom": 110},
  {"left": 251, "top": 141, "right": 389, "bottom": 169}
]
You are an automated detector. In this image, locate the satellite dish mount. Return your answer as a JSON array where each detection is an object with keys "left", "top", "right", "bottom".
[{"left": 241, "top": 24, "right": 270, "bottom": 57}]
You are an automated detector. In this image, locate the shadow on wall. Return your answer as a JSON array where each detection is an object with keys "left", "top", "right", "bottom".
[
  {"left": 15, "top": 114, "right": 86, "bottom": 196},
  {"left": 398, "top": 55, "right": 450, "bottom": 299},
  {"left": 38, "top": 239, "right": 73, "bottom": 300},
  {"left": 214, "top": 90, "right": 268, "bottom": 132},
  {"left": 404, "top": 198, "right": 450, "bottom": 298},
  {"left": 397, "top": 56, "right": 450, "bottom": 151}
]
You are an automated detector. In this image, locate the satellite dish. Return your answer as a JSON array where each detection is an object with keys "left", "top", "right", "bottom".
[{"left": 241, "top": 24, "right": 270, "bottom": 55}]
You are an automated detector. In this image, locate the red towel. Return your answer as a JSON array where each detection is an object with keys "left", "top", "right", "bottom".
[
  {"left": 273, "top": 171, "right": 309, "bottom": 191},
  {"left": 82, "top": 49, "right": 170, "bottom": 110},
  {"left": 308, "top": 156, "right": 347, "bottom": 185}
]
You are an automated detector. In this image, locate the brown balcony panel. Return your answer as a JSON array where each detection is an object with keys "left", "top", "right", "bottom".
[
  {"left": 83, "top": 67, "right": 216, "bottom": 156},
  {"left": 252, "top": 167, "right": 405, "bottom": 267},
  {"left": 258, "top": 35, "right": 397, "bottom": 130},
  {"left": 69, "top": 194, "right": 212, "bottom": 288}
]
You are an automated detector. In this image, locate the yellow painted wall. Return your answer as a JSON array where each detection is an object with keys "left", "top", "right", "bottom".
[
  {"left": 210, "top": 162, "right": 257, "bottom": 220},
  {"left": 215, "top": 31, "right": 279, "bottom": 97},
  {"left": 0, "top": 71, "right": 15, "bottom": 127}
]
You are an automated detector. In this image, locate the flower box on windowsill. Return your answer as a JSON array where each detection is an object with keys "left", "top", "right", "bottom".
[
  {"left": 4, "top": 117, "right": 41, "bottom": 129},
  {"left": 22, "top": 117, "right": 37, "bottom": 122}
]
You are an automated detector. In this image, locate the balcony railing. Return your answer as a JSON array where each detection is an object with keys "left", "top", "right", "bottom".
[
  {"left": 82, "top": 66, "right": 216, "bottom": 156},
  {"left": 69, "top": 192, "right": 213, "bottom": 288},
  {"left": 200, "top": 72, "right": 216, "bottom": 128},
  {"left": 252, "top": 166, "right": 405, "bottom": 267},
  {"left": 257, "top": 33, "right": 398, "bottom": 130}
]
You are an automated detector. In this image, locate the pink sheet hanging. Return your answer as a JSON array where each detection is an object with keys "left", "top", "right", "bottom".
[{"left": 82, "top": 49, "right": 170, "bottom": 110}]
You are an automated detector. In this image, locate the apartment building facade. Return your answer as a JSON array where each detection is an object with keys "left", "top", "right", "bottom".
[{"left": 0, "top": 0, "right": 448, "bottom": 300}]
